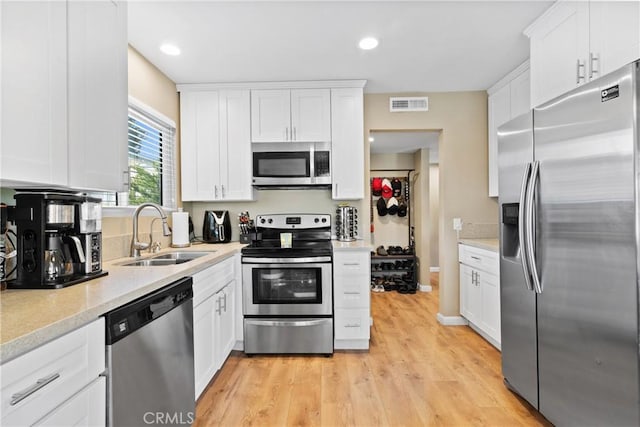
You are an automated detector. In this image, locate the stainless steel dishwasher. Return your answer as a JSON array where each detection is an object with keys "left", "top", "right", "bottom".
[{"left": 104, "top": 276, "right": 195, "bottom": 427}]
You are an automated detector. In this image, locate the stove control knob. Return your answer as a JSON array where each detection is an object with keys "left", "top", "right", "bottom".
[
  {"left": 260, "top": 218, "right": 266, "bottom": 224},
  {"left": 321, "top": 218, "right": 327, "bottom": 223},
  {"left": 268, "top": 218, "right": 273, "bottom": 224},
  {"left": 314, "top": 218, "right": 319, "bottom": 223}
]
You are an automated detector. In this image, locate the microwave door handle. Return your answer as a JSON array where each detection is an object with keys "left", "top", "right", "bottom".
[{"left": 310, "top": 145, "right": 315, "bottom": 183}]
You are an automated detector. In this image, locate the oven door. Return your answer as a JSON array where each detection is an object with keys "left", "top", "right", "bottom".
[{"left": 242, "top": 257, "right": 332, "bottom": 316}]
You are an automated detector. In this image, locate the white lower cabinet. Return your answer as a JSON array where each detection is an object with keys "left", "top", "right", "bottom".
[
  {"left": 192, "top": 258, "right": 236, "bottom": 399},
  {"left": 458, "top": 244, "right": 501, "bottom": 349},
  {"left": 35, "top": 377, "right": 106, "bottom": 427},
  {"left": 333, "top": 249, "right": 371, "bottom": 349},
  {"left": 0, "top": 318, "right": 105, "bottom": 426}
]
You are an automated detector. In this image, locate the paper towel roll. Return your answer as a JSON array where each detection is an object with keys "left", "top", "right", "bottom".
[{"left": 171, "top": 210, "right": 190, "bottom": 247}]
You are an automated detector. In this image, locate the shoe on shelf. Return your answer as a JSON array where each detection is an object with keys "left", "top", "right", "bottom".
[{"left": 376, "top": 246, "right": 388, "bottom": 256}]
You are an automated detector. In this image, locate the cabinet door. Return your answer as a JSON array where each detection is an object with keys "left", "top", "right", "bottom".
[
  {"left": 290, "top": 89, "right": 331, "bottom": 142},
  {"left": 510, "top": 69, "right": 530, "bottom": 118},
  {"left": 589, "top": 1, "right": 640, "bottom": 80},
  {"left": 180, "top": 91, "right": 220, "bottom": 201},
  {"left": 250, "top": 89, "right": 291, "bottom": 142},
  {"left": 219, "top": 90, "right": 254, "bottom": 201},
  {"left": 67, "top": 0, "right": 127, "bottom": 191},
  {"left": 215, "top": 281, "right": 235, "bottom": 370},
  {"left": 480, "top": 270, "right": 501, "bottom": 345},
  {"left": 34, "top": 377, "right": 105, "bottom": 427},
  {"left": 529, "top": 1, "right": 589, "bottom": 107},
  {"left": 0, "top": 1, "right": 68, "bottom": 186},
  {"left": 460, "top": 264, "right": 481, "bottom": 324},
  {"left": 193, "top": 297, "right": 216, "bottom": 399},
  {"left": 487, "top": 84, "right": 511, "bottom": 197},
  {"left": 331, "top": 88, "right": 364, "bottom": 200}
]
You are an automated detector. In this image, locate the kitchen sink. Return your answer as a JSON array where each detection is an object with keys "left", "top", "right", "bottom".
[{"left": 117, "top": 251, "right": 214, "bottom": 267}]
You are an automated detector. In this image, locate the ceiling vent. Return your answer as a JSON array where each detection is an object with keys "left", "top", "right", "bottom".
[{"left": 389, "top": 96, "right": 429, "bottom": 112}]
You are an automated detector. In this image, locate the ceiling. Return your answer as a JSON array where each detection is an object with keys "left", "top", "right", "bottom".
[{"left": 128, "top": 0, "right": 552, "bottom": 93}]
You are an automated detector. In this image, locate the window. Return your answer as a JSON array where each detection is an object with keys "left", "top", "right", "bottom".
[
  {"left": 94, "top": 98, "right": 176, "bottom": 209},
  {"left": 127, "top": 101, "right": 176, "bottom": 209}
]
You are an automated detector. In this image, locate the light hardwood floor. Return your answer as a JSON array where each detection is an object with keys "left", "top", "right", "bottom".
[{"left": 195, "top": 277, "right": 550, "bottom": 426}]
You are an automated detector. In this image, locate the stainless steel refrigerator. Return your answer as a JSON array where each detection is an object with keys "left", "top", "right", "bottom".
[{"left": 498, "top": 60, "right": 640, "bottom": 426}]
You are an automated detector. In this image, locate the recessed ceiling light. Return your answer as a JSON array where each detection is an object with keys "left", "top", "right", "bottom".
[
  {"left": 160, "top": 43, "right": 181, "bottom": 56},
  {"left": 359, "top": 37, "right": 379, "bottom": 50},
  {"left": 369, "top": 137, "right": 375, "bottom": 142}
]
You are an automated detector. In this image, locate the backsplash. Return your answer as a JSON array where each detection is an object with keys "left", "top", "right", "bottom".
[
  {"left": 459, "top": 222, "right": 498, "bottom": 239},
  {"left": 102, "top": 216, "right": 173, "bottom": 261}
]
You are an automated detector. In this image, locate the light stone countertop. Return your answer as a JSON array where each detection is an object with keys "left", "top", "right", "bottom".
[
  {"left": 0, "top": 242, "right": 245, "bottom": 364},
  {"left": 332, "top": 240, "right": 373, "bottom": 251},
  {"left": 458, "top": 238, "right": 499, "bottom": 253}
]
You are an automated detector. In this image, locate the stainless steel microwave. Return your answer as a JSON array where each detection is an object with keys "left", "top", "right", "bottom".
[{"left": 252, "top": 142, "right": 331, "bottom": 187}]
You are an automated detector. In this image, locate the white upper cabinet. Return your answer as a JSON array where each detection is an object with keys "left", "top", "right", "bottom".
[
  {"left": 1, "top": 1, "right": 69, "bottom": 187},
  {"left": 67, "top": 0, "right": 128, "bottom": 191},
  {"left": 290, "top": 89, "right": 331, "bottom": 142},
  {"left": 219, "top": 90, "right": 254, "bottom": 201},
  {"left": 251, "top": 89, "right": 330, "bottom": 142},
  {"left": 527, "top": 0, "right": 640, "bottom": 107},
  {"left": 0, "top": 0, "right": 128, "bottom": 191},
  {"left": 180, "top": 91, "right": 220, "bottom": 201},
  {"left": 180, "top": 89, "right": 254, "bottom": 202},
  {"left": 331, "top": 88, "right": 364, "bottom": 200},
  {"left": 487, "top": 62, "right": 530, "bottom": 197}
]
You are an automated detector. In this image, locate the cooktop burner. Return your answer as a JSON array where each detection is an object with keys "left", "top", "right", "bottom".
[{"left": 241, "top": 213, "right": 332, "bottom": 258}]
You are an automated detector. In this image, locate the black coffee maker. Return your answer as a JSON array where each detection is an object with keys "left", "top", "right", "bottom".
[
  {"left": 9, "top": 191, "right": 107, "bottom": 289},
  {"left": 203, "top": 210, "right": 232, "bottom": 243}
]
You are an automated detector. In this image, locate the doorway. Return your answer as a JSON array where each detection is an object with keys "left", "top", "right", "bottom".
[{"left": 369, "top": 130, "right": 440, "bottom": 289}]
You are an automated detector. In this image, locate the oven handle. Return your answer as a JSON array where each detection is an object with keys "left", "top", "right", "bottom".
[
  {"left": 242, "top": 256, "right": 332, "bottom": 264},
  {"left": 245, "top": 319, "right": 329, "bottom": 327}
]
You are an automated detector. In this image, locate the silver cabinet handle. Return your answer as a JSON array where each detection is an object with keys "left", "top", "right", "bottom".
[
  {"left": 10, "top": 373, "right": 60, "bottom": 406},
  {"left": 576, "top": 59, "right": 586, "bottom": 84},
  {"left": 342, "top": 263, "right": 360, "bottom": 266},
  {"left": 221, "top": 185, "right": 225, "bottom": 198},
  {"left": 343, "top": 291, "right": 361, "bottom": 295},
  {"left": 476, "top": 271, "right": 480, "bottom": 285},
  {"left": 215, "top": 296, "right": 222, "bottom": 315},
  {"left": 471, "top": 270, "right": 476, "bottom": 286},
  {"left": 470, "top": 256, "right": 481, "bottom": 261},
  {"left": 293, "top": 127, "right": 296, "bottom": 141},
  {"left": 214, "top": 185, "right": 219, "bottom": 199},
  {"left": 222, "top": 292, "right": 227, "bottom": 312},
  {"left": 122, "top": 170, "right": 130, "bottom": 190},
  {"left": 589, "top": 52, "right": 599, "bottom": 80},
  {"left": 519, "top": 162, "right": 534, "bottom": 291},
  {"left": 333, "top": 183, "right": 338, "bottom": 198},
  {"left": 524, "top": 160, "right": 542, "bottom": 294},
  {"left": 344, "top": 324, "right": 361, "bottom": 328},
  {"left": 285, "top": 127, "right": 289, "bottom": 141}
]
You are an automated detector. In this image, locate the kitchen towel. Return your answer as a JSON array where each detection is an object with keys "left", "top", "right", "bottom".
[{"left": 171, "top": 209, "right": 190, "bottom": 247}]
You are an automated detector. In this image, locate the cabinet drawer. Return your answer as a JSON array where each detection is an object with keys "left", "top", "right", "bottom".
[
  {"left": 1, "top": 318, "right": 105, "bottom": 426},
  {"left": 458, "top": 244, "right": 499, "bottom": 274},
  {"left": 193, "top": 257, "right": 235, "bottom": 307},
  {"left": 334, "top": 308, "right": 370, "bottom": 340},
  {"left": 34, "top": 377, "right": 106, "bottom": 427},
  {"left": 334, "top": 278, "right": 370, "bottom": 309},
  {"left": 333, "top": 252, "right": 370, "bottom": 278}
]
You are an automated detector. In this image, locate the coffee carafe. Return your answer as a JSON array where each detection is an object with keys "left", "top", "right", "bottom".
[{"left": 8, "top": 191, "right": 107, "bottom": 289}]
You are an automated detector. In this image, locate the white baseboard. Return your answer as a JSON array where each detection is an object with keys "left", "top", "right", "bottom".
[
  {"left": 334, "top": 339, "right": 370, "bottom": 350},
  {"left": 430, "top": 267, "right": 440, "bottom": 273},
  {"left": 418, "top": 283, "right": 432, "bottom": 292},
  {"left": 436, "top": 313, "right": 469, "bottom": 326}
]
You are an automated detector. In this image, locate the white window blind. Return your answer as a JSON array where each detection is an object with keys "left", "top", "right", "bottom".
[{"left": 126, "top": 102, "right": 176, "bottom": 209}]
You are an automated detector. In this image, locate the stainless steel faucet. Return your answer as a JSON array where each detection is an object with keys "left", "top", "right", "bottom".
[{"left": 130, "top": 203, "right": 172, "bottom": 257}]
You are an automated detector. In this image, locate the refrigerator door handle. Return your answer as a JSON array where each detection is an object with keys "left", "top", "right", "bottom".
[
  {"left": 518, "top": 162, "right": 534, "bottom": 291},
  {"left": 525, "top": 160, "right": 543, "bottom": 294}
]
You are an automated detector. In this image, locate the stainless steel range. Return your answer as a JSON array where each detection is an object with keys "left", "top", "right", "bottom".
[{"left": 241, "top": 214, "right": 333, "bottom": 355}]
